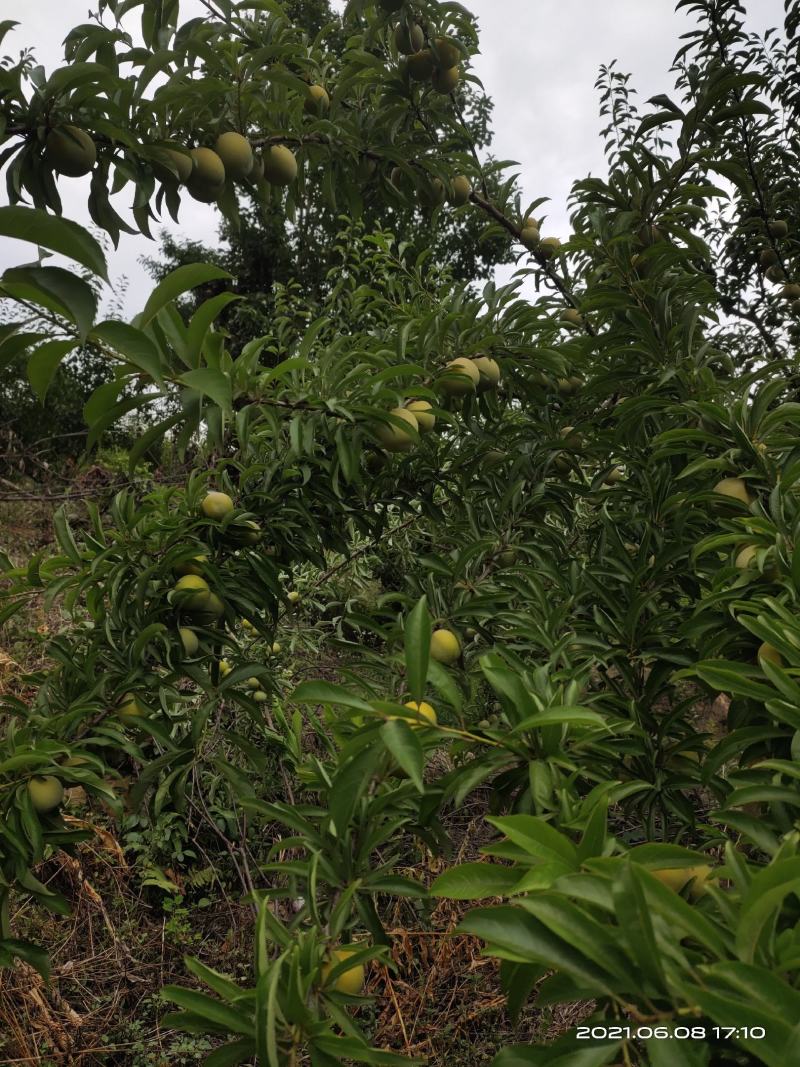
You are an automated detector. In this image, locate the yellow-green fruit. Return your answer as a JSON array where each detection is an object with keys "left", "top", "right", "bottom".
[
  {"left": 605, "top": 467, "right": 625, "bottom": 485},
  {"left": 497, "top": 548, "right": 517, "bottom": 567},
  {"left": 46, "top": 125, "right": 97, "bottom": 177},
  {"left": 769, "top": 220, "right": 789, "bottom": 238},
  {"left": 765, "top": 264, "right": 786, "bottom": 283},
  {"left": 555, "top": 377, "right": 575, "bottom": 395},
  {"left": 430, "top": 628, "right": 461, "bottom": 664},
  {"left": 406, "top": 400, "right": 435, "bottom": 433},
  {"left": 322, "top": 947, "right": 365, "bottom": 995},
  {"left": 432, "top": 37, "right": 461, "bottom": 68},
  {"left": 395, "top": 22, "right": 425, "bottom": 55},
  {"left": 242, "top": 618, "right": 255, "bottom": 631},
  {"left": 253, "top": 690, "right": 268, "bottom": 702},
  {"left": 27, "top": 776, "right": 64, "bottom": 814},
  {"left": 439, "top": 357, "right": 480, "bottom": 397},
  {"left": 561, "top": 308, "right": 583, "bottom": 328},
  {"left": 287, "top": 591, "right": 301, "bottom": 604},
  {"left": 420, "top": 177, "right": 446, "bottom": 206},
  {"left": 650, "top": 865, "right": 712, "bottom": 898},
  {"left": 735, "top": 545, "right": 758, "bottom": 569},
  {"left": 374, "top": 407, "right": 419, "bottom": 452},
  {"left": 218, "top": 659, "right": 232, "bottom": 678},
  {"left": 403, "top": 700, "right": 438, "bottom": 726},
  {"left": 174, "top": 574, "right": 211, "bottom": 610},
  {"left": 201, "top": 491, "right": 235, "bottom": 519},
  {"left": 406, "top": 49, "right": 434, "bottom": 81},
  {"left": 304, "top": 84, "right": 330, "bottom": 116},
  {"left": 214, "top": 132, "right": 253, "bottom": 180},
  {"left": 272, "top": 642, "right": 282, "bottom": 654},
  {"left": 520, "top": 226, "right": 541, "bottom": 250},
  {"left": 759, "top": 248, "right": 779, "bottom": 268},
  {"left": 116, "top": 693, "right": 146, "bottom": 723},
  {"left": 560, "top": 426, "right": 583, "bottom": 449},
  {"left": 713, "top": 477, "right": 751, "bottom": 505},
  {"left": 484, "top": 449, "right": 506, "bottom": 467},
  {"left": 179, "top": 627, "right": 199, "bottom": 656},
  {"left": 431, "top": 64, "right": 460, "bottom": 94},
  {"left": 199, "top": 592, "right": 225, "bottom": 619},
  {"left": 187, "top": 147, "right": 226, "bottom": 202},
  {"left": 153, "top": 146, "right": 193, "bottom": 184},
  {"left": 451, "top": 175, "right": 472, "bottom": 206},
  {"left": 246, "top": 676, "right": 260, "bottom": 690},
  {"left": 782, "top": 283, "right": 800, "bottom": 300},
  {"left": 472, "top": 356, "right": 501, "bottom": 392},
  {"left": 758, "top": 642, "right": 782, "bottom": 666},
  {"left": 539, "top": 236, "right": 561, "bottom": 259},
  {"left": 263, "top": 145, "right": 298, "bottom": 186},
  {"left": 174, "top": 554, "right": 208, "bottom": 577}
]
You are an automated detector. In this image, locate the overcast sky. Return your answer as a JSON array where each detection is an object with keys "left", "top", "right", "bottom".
[{"left": 3, "top": 0, "right": 786, "bottom": 315}]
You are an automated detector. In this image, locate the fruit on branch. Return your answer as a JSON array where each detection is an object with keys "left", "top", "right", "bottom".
[
  {"left": 768, "top": 220, "right": 788, "bottom": 238},
  {"left": 186, "top": 147, "right": 226, "bottom": 202},
  {"left": 560, "top": 308, "right": 583, "bottom": 328},
  {"left": 406, "top": 48, "right": 435, "bottom": 81},
  {"left": 218, "top": 659, "right": 232, "bottom": 678},
  {"left": 419, "top": 176, "right": 446, "bottom": 207},
  {"left": 650, "top": 865, "right": 712, "bottom": 898},
  {"left": 46, "top": 125, "right": 97, "bottom": 177},
  {"left": 757, "top": 642, "right": 782, "bottom": 666},
  {"left": 712, "top": 477, "right": 752, "bottom": 505},
  {"left": 287, "top": 591, "right": 301, "bottom": 604},
  {"left": 304, "top": 84, "right": 330, "bottom": 116},
  {"left": 451, "top": 175, "right": 472, "bottom": 206},
  {"left": 497, "top": 548, "right": 517, "bottom": 567},
  {"left": 781, "top": 283, "right": 800, "bottom": 300},
  {"left": 272, "top": 642, "right": 282, "bottom": 654},
  {"left": 374, "top": 407, "right": 419, "bottom": 452},
  {"left": 472, "top": 355, "right": 500, "bottom": 392},
  {"left": 560, "top": 426, "right": 583, "bottom": 449},
  {"left": 179, "top": 627, "right": 199, "bottom": 656},
  {"left": 174, "top": 554, "right": 208, "bottom": 576},
  {"left": 395, "top": 22, "right": 424, "bottom": 54},
  {"left": 431, "top": 64, "right": 460, "bottom": 94},
  {"left": 556, "top": 376, "right": 582, "bottom": 395},
  {"left": 604, "top": 466, "right": 625, "bottom": 485},
  {"left": 214, "top": 132, "right": 253, "bottom": 180},
  {"left": 759, "top": 248, "right": 779, "bottom": 268},
  {"left": 438, "top": 357, "right": 480, "bottom": 396},
  {"left": 538, "top": 236, "right": 561, "bottom": 260},
  {"left": 116, "top": 693, "right": 147, "bottom": 724},
  {"left": 263, "top": 145, "right": 298, "bottom": 186},
  {"left": 734, "top": 545, "right": 758, "bottom": 569},
  {"left": 520, "top": 225, "right": 541, "bottom": 250},
  {"left": 765, "top": 265, "right": 786, "bottom": 283},
  {"left": 322, "top": 946, "right": 365, "bottom": 994},
  {"left": 432, "top": 37, "right": 460, "bottom": 68},
  {"left": 201, "top": 491, "right": 235, "bottom": 519},
  {"left": 403, "top": 700, "right": 438, "bottom": 726},
  {"left": 152, "top": 146, "right": 193, "bottom": 184},
  {"left": 430, "top": 628, "right": 461, "bottom": 664},
  {"left": 406, "top": 400, "right": 435, "bottom": 432},
  {"left": 174, "top": 574, "right": 213, "bottom": 610},
  {"left": 27, "top": 776, "right": 64, "bottom": 814}
]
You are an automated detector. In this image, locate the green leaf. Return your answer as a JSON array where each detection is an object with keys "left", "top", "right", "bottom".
[
  {"left": 0, "top": 205, "right": 108, "bottom": 280},
  {"left": 0, "top": 937, "right": 51, "bottom": 980},
  {"left": 137, "top": 263, "right": 231, "bottom": 327},
  {"left": 736, "top": 858, "right": 800, "bottom": 963},
  {"left": 404, "top": 595, "right": 431, "bottom": 704},
  {"left": 179, "top": 368, "right": 232, "bottom": 412},
  {"left": 487, "top": 815, "right": 578, "bottom": 867},
  {"left": 160, "top": 986, "right": 255, "bottom": 1036},
  {"left": 2, "top": 266, "right": 97, "bottom": 339},
  {"left": 290, "top": 681, "right": 374, "bottom": 714},
  {"left": 430, "top": 862, "right": 522, "bottom": 900},
  {"left": 91, "top": 320, "right": 164, "bottom": 381},
  {"left": 27, "top": 339, "right": 78, "bottom": 402},
  {"left": 203, "top": 1040, "right": 258, "bottom": 1067},
  {"left": 380, "top": 718, "right": 424, "bottom": 792}
]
